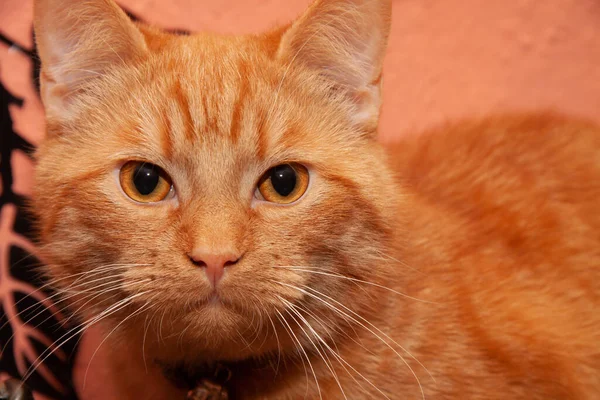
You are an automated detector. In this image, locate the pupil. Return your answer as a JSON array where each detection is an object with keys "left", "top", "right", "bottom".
[
  {"left": 133, "top": 164, "right": 160, "bottom": 195},
  {"left": 270, "top": 164, "right": 297, "bottom": 197}
]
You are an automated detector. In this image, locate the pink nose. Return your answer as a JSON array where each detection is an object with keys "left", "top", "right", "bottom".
[{"left": 188, "top": 249, "right": 240, "bottom": 287}]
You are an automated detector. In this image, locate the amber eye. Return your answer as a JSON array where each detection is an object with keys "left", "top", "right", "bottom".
[
  {"left": 119, "top": 161, "right": 173, "bottom": 203},
  {"left": 257, "top": 163, "right": 309, "bottom": 204}
]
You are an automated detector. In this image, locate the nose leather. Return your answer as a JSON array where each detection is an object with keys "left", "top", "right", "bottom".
[{"left": 189, "top": 249, "right": 240, "bottom": 287}]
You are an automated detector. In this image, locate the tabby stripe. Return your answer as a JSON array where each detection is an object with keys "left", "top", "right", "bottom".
[
  {"left": 172, "top": 80, "right": 194, "bottom": 141},
  {"left": 230, "top": 62, "right": 250, "bottom": 144}
]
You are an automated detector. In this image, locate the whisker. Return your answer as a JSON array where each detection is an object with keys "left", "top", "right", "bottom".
[
  {"left": 177, "top": 320, "right": 193, "bottom": 353},
  {"left": 275, "top": 309, "right": 321, "bottom": 400},
  {"left": 304, "top": 284, "right": 434, "bottom": 381},
  {"left": 0, "top": 263, "right": 143, "bottom": 332},
  {"left": 246, "top": 296, "right": 269, "bottom": 352},
  {"left": 273, "top": 311, "right": 307, "bottom": 394},
  {"left": 67, "top": 263, "right": 150, "bottom": 288},
  {"left": 285, "top": 299, "right": 388, "bottom": 399},
  {"left": 158, "top": 308, "right": 167, "bottom": 345},
  {"left": 142, "top": 313, "right": 151, "bottom": 373},
  {"left": 18, "top": 290, "right": 150, "bottom": 388},
  {"left": 273, "top": 281, "right": 429, "bottom": 400},
  {"left": 82, "top": 299, "right": 155, "bottom": 389},
  {"left": 61, "top": 279, "right": 153, "bottom": 326},
  {"left": 1, "top": 279, "right": 150, "bottom": 356},
  {"left": 279, "top": 297, "right": 347, "bottom": 400},
  {"left": 274, "top": 266, "right": 435, "bottom": 304},
  {"left": 274, "top": 268, "right": 371, "bottom": 347},
  {"left": 241, "top": 304, "right": 261, "bottom": 351},
  {"left": 372, "top": 250, "right": 424, "bottom": 275},
  {"left": 266, "top": 313, "right": 282, "bottom": 376}
]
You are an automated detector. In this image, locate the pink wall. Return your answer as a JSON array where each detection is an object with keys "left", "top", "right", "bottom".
[{"left": 379, "top": 0, "right": 600, "bottom": 140}]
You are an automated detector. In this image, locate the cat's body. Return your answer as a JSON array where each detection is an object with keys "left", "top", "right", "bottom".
[
  {"left": 386, "top": 114, "right": 600, "bottom": 399},
  {"left": 95, "top": 113, "right": 600, "bottom": 400},
  {"left": 30, "top": 0, "right": 600, "bottom": 398}
]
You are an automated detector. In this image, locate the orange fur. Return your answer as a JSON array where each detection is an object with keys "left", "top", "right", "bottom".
[{"left": 31, "top": 0, "right": 600, "bottom": 399}]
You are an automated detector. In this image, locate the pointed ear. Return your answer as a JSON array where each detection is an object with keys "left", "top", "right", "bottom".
[
  {"left": 33, "top": 0, "right": 147, "bottom": 119},
  {"left": 278, "top": 0, "right": 391, "bottom": 132}
]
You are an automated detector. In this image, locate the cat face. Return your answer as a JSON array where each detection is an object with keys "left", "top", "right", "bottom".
[{"left": 32, "top": 0, "right": 395, "bottom": 362}]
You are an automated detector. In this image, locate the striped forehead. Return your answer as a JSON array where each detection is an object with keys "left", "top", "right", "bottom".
[
  {"left": 133, "top": 58, "right": 292, "bottom": 166},
  {"left": 118, "top": 54, "right": 306, "bottom": 202}
]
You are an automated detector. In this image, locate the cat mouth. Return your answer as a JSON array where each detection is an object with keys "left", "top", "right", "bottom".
[
  {"left": 207, "top": 292, "right": 221, "bottom": 305},
  {"left": 169, "top": 284, "right": 253, "bottom": 317},
  {"left": 189, "top": 290, "right": 230, "bottom": 310}
]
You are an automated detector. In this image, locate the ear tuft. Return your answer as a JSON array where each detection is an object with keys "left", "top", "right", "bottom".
[
  {"left": 278, "top": 0, "right": 392, "bottom": 132},
  {"left": 34, "top": 0, "right": 147, "bottom": 119}
]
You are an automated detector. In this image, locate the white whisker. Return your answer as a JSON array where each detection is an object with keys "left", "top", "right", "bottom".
[
  {"left": 274, "top": 266, "right": 435, "bottom": 304},
  {"left": 284, "top": 299, "right": 388, "bottom": 399},
  {"left": 273, "top": 281, "right": 430, "bottom": 400},
  {"left": 279, "top": 297, "right": 348, "bottom": 400},
  {"left": 1, "top": 279, "right": 150, "bottom": 357},
  {"left": 19, "top": 290, "right": 150, "bottom": 388},
  {"left": 275, "top": 309, "right": 321, "bottom": 400},
  {"left": 266, "top": 312, "right": 282, "bottom": 376},
  {"left": 82, "top": 299, "right": 155, "bottom": 389},
  {"left": 142, "top": 313, "right": 152, "bottom": 373},
  {"left": 1, "top": 263, "right": 144, "bottom": 333}
]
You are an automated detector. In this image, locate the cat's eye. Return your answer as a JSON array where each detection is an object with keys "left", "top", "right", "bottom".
[
  {"left": 119, "top": 161, "right": 173, "bottom": 203},
  {"left": 257, "top": 163, "right": 309, "bottom": 204}
]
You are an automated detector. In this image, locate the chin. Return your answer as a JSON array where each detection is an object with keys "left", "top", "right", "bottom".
[{"left": 137, "top": 296, "right": 273, "bottom": 363}]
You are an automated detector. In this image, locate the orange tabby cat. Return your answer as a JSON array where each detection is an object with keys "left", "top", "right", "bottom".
[{"left": 31, "top": 0, "right": 600, "bottom": 398}]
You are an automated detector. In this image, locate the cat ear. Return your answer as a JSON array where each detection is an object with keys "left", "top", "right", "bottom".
[
  {"left": 278, "top": 0, "right": 392, "bottom": 132},
  {"left": 33, "top": 0, "right": 148, "bottom": 119}
]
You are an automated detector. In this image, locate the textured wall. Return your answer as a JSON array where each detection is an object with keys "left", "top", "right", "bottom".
[{"left": 380, "top": 0, "right": 600, "bottom": 140}]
